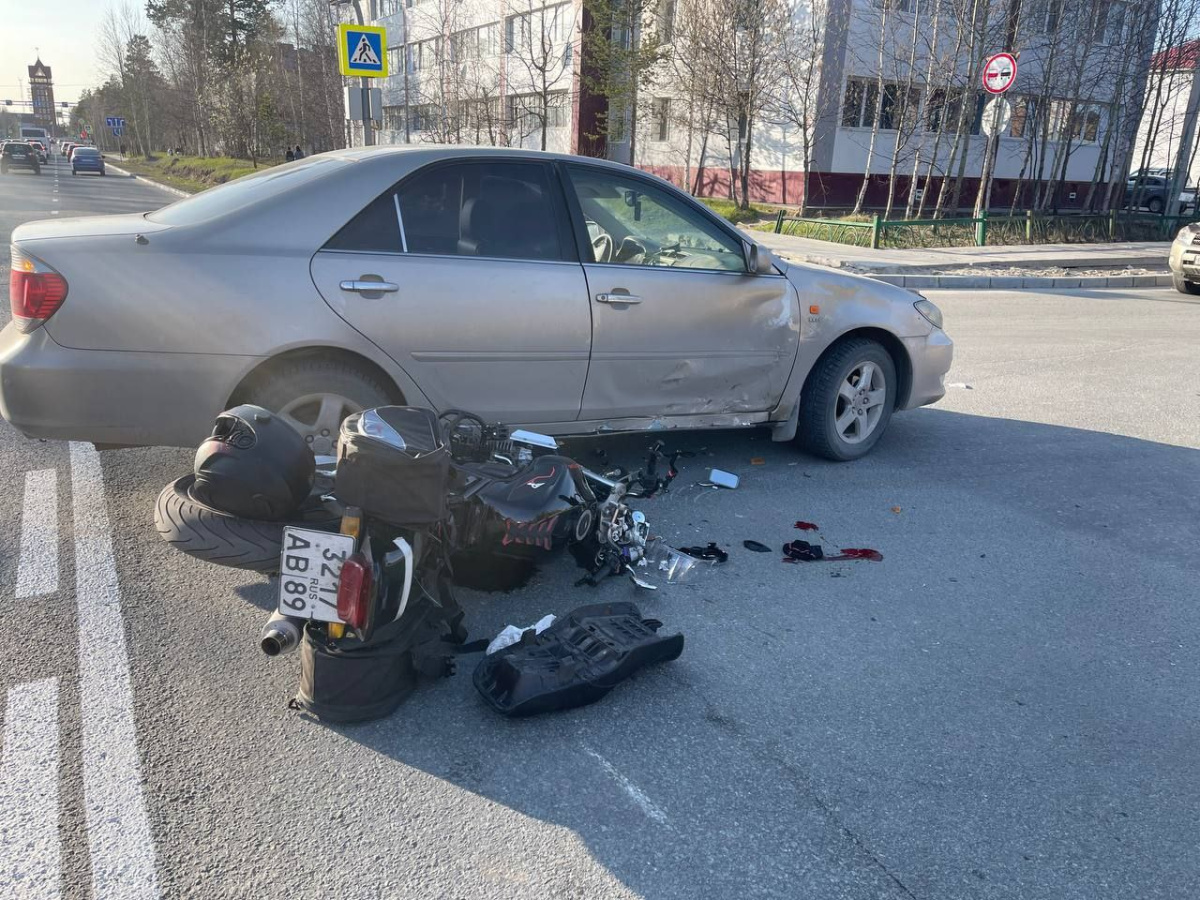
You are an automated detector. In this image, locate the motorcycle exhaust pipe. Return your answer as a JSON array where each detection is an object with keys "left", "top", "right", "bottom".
[{"left": 260, "top": 611, "right": 304, "bottom": 657}]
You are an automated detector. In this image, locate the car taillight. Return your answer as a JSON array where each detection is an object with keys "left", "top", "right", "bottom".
[
  {"left": 10, "top": 246, "right": 68, "bottom": 334},
  {"left": 336, "top": 553, "right": 373, "bottom": 632}
]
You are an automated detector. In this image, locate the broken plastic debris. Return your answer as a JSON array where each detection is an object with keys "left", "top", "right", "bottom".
[
  {"left": 891, "top": 506, "right": 902, "bottom": 514},
  {"left": 707, "top": 468, "right": 739, "bottom": 489},
  {"left": 645, "top": 540, "right": 700, "bottom": 582},
  {"left": 743, "top": 540, "right": 772, "bottom": 553},
  {"left": 679, "top": 543, "right": 729, "bottom": 563},
  {"left": 782, "top": 541, "right": 883, "bottom": 563},
  {"left": 750, "top": 457, "right": 766, "bottom": 465},
  {"left": 486, "top": 614, "right": 556, "bottom": 655},
  {"left": 794, "top": 521, "right": 818, "bottom": 531},
  {"left": 782, "top": 540, "right": 824, "bottom": 562}
]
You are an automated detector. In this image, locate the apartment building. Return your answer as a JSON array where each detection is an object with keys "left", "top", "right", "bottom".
[
  {"left": 351, "top": 0, "right": 1154, "bottom": 211},
  {"left": 347, "top": 0, "right": 590, "bottom": 153},
  {"left": 1131, "top": 39, "right": 1200, "bottom": 185}
]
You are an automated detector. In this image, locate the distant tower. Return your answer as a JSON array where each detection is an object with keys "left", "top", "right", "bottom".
[{"left": 27, "top": 58, "right": 56, "bottom": 134}]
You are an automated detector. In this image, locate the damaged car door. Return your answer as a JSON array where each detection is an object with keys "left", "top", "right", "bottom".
[
  {"left": 562, "top": 164, "right": 798, "bottom": 421},
  {"left": 310, "top": 160, "right": 591, "bottom": 422}
]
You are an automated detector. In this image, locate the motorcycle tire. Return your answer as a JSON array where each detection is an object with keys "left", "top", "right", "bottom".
[{"left": 154, "top": 474, "right": 338, "bottom": 574}]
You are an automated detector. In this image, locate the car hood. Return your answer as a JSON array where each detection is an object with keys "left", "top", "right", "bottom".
[{"left": 12, "top": 213, "right": 168, "bottom": 243}]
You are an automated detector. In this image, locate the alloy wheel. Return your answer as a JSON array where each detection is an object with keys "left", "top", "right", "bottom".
[
  {"left": 277, "top": 392, "right": 359, "bottom": 458},
  {"left": 834, "top": 362, "right": 888, "bottom": 445}
]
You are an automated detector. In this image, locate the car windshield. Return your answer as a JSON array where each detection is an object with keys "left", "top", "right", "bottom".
[{"left": 146, "top": 157, "right": 347, "bottom": 226}]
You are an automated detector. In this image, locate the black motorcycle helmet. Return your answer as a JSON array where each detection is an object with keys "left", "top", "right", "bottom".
[{"left": 191, "top": 404, "right": 315, "bottom": 521}]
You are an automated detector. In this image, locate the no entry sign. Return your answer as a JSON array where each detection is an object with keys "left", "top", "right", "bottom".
[{"left": 982, "top": 52, "right": 1017, "bottom": 94}]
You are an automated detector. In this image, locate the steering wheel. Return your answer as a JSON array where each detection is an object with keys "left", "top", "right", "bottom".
[{"left": 591, "top": 232, "right": 614, "bottom": 263}]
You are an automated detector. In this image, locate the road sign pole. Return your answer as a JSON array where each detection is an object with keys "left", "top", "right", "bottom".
[{"left": 350, "top": 0, "right": 373, "bottom": 147}]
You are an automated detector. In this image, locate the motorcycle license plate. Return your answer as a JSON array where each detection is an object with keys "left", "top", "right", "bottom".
[{"left": 277, "top": 527, "right": 355, "bottom": 622}]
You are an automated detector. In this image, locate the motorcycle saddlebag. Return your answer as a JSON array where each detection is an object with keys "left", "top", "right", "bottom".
[
  {"left": 334, "top": 406, "right": 450, "bottom": 526},
  {"left": 292, "top": 604, "right": 449, "bottom": 724},
  {"left": 472, "top": 602, "right": 684, "bottom": 717}
]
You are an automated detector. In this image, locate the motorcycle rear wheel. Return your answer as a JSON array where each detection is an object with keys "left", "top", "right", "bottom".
[{"left": 154, "top": 474, "right": 338, "bottom": 574}]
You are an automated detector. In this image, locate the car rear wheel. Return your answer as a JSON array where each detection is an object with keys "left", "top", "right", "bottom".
[
  {"left": 239, "top": 357, "right": 397, "bottom": 458},
  {"left": 1172, "top": 272, "right": 1200, "bottom": 295},
  {"left": 1149, "top": 196, "right": 1165, "bottom": 214},
  {"left": 797, "top": 338, "right": 897, "bottom": 461}
]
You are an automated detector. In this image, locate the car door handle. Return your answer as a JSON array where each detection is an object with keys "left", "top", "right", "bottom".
[
  {"left": 340, "top": 279, "right": 399, "bottom": 293},
  {"left": 595, "top": 292, "right": 642, "bottom": 304}
]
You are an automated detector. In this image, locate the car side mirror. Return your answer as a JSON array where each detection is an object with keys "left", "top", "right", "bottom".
[{"left": 744, "top": 241, "right": 770, "bottom": 275}]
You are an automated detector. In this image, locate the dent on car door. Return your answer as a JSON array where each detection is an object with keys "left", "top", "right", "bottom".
[
  {"left": 562, "top": 164, "right": 798, "bottom": 420},
  {"left": 309, "top": 160, "right": 591, "bottom": 422}
]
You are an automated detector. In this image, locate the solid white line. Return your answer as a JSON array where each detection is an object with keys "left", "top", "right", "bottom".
[
  {"left": 583, "top": 746, "right": 669, "bottom": 825},
  {"left": 16, "top": 468, "right": 59, "bottom": 598},
  {"left": 0, "top": 677, "right": 62, "bottom": 900},
  {"left": 69, "top": 442, "right": 160, "bottom": 899}
]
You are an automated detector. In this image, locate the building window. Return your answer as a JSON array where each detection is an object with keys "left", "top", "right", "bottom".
[
  {"left": 660, "top": 0, "right": 677, "bottom": 42},
  {"left": 1009, "top": 95, "right": 1037, "bottom": 138},
  {"left": 377, "top": 0, "right": 399, "bottom": 16},
  {"left": 924, "top": 87, "right": 982, "bottom": 135},
  {"left": 872, "top": 0, "right": 917, "bottom": 11},
  {"left": 548, "top": 90, "right": 569, "bottom": 128},
  {"left": 1042, "top": 0, "right": 1063, "bottom": 33},
  {"left": 505, "top": 13, "right": 532, "bottom": 53},
  {"left": 387, "top": 46, "right": 402, "bottom": 72},
  {"left": 1070, "top": 104, "right": 1102, "bottom": 142},
  {"left": 651, "top": 97, "right": 670, "bottom": 141},
  {"left": 383, "top": 105, "right": 406, "bottom": 132},
  {"left": 406, "top": 44, "right": 417, "bottom": 73},
  {"left": 843, "top": 77, "right": 919, "bottom": 130},
  {"left": 408, "top": 104, "right": 437, "bottom": 132}
]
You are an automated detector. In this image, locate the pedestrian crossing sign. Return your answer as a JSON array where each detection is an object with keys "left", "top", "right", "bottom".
[{"left": 337, "top": 23, "right": 387, "bottom": 77}]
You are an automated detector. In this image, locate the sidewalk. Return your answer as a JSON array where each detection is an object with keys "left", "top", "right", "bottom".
[{"left": 754, "top": 229, "right": 1169, "bottom": 273}]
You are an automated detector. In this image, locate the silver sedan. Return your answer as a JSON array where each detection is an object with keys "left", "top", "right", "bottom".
[{"left": 1, "top": 146, "right": 951, "bottom": 460}]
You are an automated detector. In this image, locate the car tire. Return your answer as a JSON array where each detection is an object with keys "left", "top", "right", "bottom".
[
  {"left": 1148, "top": 196, "right": 1164, "bottom": 214},
  {"left": 239, "top": 357, "right": 397, "bottom": 458},
  {"left": 1172, "top": 272, "right": 1200, "bottom": 295},
  {"left": 155, "top": 475, "right": 289, "bottom": 573},
  {"left": 797, "top": 338, "right": 898, "bottom": 461}
]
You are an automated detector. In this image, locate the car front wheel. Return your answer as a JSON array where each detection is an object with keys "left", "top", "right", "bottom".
[{"left": 798, "top": 338, "right": 897, "bottom": 461}]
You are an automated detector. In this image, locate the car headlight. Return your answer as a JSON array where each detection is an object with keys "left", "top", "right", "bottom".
[{"left": 913, "top": 297, "right": 943, "bottom": 329}]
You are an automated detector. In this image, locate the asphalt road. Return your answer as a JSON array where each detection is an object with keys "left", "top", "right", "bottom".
[{"left": 2, "top": 157, "right": 1199, "bottom": 900}]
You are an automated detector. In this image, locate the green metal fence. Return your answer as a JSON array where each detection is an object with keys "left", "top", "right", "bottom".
[{"left": 772, "top": 209, "right": 1200, "bottom": 249}]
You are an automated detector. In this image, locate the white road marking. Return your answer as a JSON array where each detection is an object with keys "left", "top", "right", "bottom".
[
  {"left": 583, "top": 746, "right": 669, "bottom": 825},
  {"left": 0, "top": 677, "right": 62, "bottom": 900},
  {"left": 69, "top": 442, "right": 160, "bottom": 899},
  {"left": 16, "top": 468, "right": 59, "bottom": 598}
]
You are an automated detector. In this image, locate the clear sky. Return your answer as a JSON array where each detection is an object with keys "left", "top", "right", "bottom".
[{"left": 0, "top": 0, "right": 110, "bottom": 109}]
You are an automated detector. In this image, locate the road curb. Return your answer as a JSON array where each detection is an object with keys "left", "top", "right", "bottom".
[
  {"left": 104, "top": 162, "right": 191, "bottom": 199},
  {"left": 868, "top": 273, "right": 1174, "bottom": 290}
]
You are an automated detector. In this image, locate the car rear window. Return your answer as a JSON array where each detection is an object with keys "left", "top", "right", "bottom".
[
  {"left": 74, "top": 148, "right": 99, "bottom": 157},
  {"left": 146, "top": 157, "right": 346, "bottom": 226}
]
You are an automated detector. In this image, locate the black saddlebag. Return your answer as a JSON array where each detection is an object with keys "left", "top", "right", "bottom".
[{"left": 334, "top": 406, "right": 450, "bottom": 526}]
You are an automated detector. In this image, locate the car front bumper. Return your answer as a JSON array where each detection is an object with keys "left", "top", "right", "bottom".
[
  {"left": 0, "top": 323, "right": 259, "bottom": 447},
  {"left": 901, "top": 327, "right": 953, "bottom": 410}
]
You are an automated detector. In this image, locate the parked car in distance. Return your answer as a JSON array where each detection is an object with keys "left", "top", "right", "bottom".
[
  {"left": 70, "top": 147, "right": 105, "bottom": 176},
  {"left": 0, "top": 146, "right": 952, "bottom": 461},
  {"left": 60, "top": 141, "right": 75, "bottom": 158},
  {"left": 1, "top": 141, "right": 41, "bottom": 175},
  {"left": 1124, "top": 174, "right": 1194, "bottom": 215}
]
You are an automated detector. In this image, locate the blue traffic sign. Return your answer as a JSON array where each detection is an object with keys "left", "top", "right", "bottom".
[
  {"left": 336, "top": 24, "right": 387, "bottom": 77},
  {"left": 105, "top": 116, "right": 126, "bottom": 128}
]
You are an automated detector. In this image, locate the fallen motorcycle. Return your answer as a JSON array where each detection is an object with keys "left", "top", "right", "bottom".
[{"left": 155, "top": 404, "right": 685, "bottom": 657}]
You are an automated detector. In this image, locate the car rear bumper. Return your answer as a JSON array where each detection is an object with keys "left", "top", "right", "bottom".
[
  {"left": 0, "top": 324, "right": 258, "bottom": 447},
  {"left": 901, "top": 328, "right": 953, "bottom": 409}
]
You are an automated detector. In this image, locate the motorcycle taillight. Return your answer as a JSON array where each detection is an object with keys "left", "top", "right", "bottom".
[{"left": 336, "top": 553, "right": 373, "bottom": 632}]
